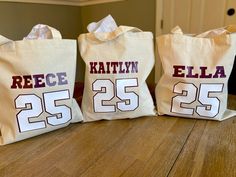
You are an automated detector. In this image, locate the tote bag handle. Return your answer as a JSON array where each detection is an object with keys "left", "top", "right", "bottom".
[
  {"left": 196, "top": 25, "right": 236, "bottom": 38},
  {"left": 48, "top": 26, "right": 62, "bottom": 39},
  {"left": 92, "top": 26, "right": 142, "bottom": 41},
  {"left": 0, "top": 35, "right": 12, "bottom": 45},
  {"left": 170, "top": 26, "right": 231, "bottom": 45},
  {"left": 171, "top": 25, "right": 236, "bottom": 38}
]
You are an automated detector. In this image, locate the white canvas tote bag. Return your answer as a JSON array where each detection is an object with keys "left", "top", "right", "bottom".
[
  {"left": 78, "top": 26, "right": 156, "bottom": 122},
  {"left": 156, "top": 26, "right": 236, "bottom": 121},
  {"left": 0, "top": 26, "right": 83, "bottom": 145}
]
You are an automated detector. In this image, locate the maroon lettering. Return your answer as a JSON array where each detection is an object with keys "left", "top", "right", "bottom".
[
  {"left": 173, "top": 65, "right": 185, "bottom": 77},
  {"left": 110, "top": 62, "right": 119, "bottom": 74},
  {"left": 11, "top": 76, "right": 23, "bottom": 89},
  {"left": 11, "top": 72, "right": 68, "bottom": 89},
  {"left": 106, "top": 62, "right": 111, "bottom": 74},
  {"left": 98, "top": 62, "right": 105, "bottom": 74},
  {"left": 33, "top": 74, "right": 45, "bottom": 88},
  {"left": 213, "top": 66, "right": 226, "bottom": 78},
  {"left": 89, "top": 61, "right": 139, "bottom": 74},
  {"left": 90, "top": 62, "right": 98, "bottom": 74},
  {"left": 199, "top": 67, "right": 212, "bottom": 78},
  {"left": 119, "top": 62, "right": 125, "bottom": 73},
  {"left": 186, "top": 66, "right": 198, "bottom": 78},
  {"left": 172, "top": 65, "right": 226, "bottom": 79},
  {"left": 125, "top": 62, "right": 131, "bottom": 73},
  {"left": 23, "top": 75, "right": 33, "bottom": 88}
]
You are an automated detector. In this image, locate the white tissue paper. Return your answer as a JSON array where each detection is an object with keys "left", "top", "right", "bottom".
[
  {"left": 24, "top": 24, "right": 62, "bottom": 40},
  {"left": 87, "top": 14, "right": 118, "bottom": 33}
]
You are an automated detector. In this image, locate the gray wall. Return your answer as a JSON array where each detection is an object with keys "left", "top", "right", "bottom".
[
  {"left": 80, "top": 0, "right": 155, "bottom": 33},
  {"left": 0, "top": 2, "right": 81, "bottom": 39},
  {"left": 0, "top": 2, "right": 84, "bottom": 81},
  {"left": 0, "top": 0, "right": 156, "bottom": 83}
]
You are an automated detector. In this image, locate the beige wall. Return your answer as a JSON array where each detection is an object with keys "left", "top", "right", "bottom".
[{"left": 0, "top": 0, "right": 156, "bottom": 83}]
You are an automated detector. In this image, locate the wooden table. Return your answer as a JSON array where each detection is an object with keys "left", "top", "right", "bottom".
[{"left": 0, "top": 95, "right": 236, "bottom": 177}]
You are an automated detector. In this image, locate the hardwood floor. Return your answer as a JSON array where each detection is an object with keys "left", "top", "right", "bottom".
[{"left": 0, "top": 95, "right": 236, "bottom": 177}]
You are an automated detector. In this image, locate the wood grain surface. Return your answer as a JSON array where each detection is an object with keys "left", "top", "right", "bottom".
[{"left": 0, "top": 95, "right": 235, "bottom": 177}]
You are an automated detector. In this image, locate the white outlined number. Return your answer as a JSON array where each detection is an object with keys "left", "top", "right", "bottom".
[
  {"left": 171, "top": 82, "right": 197, "bottom": 115},
  {"left": 43, "top": 91, "right": 71, "bottom": 126},
  {"left": 15, "top": 90, "right": 72, "bottom": 132},
  {"left": 171, "top": 82, "right": 224, "bottom": 118},
  {"left": 15, "top": 95, "right": 44, "bottom": 132},
  {"left": 196, "top": 84, "right": 223, "bottom": 117},
  {"left": 93, "top": 78, "right": 139, "bottom": 113},
  {"left": 93, "top": 79, "right": 116, "bottom": 113}
]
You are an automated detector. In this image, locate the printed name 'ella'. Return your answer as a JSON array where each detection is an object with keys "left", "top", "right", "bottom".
[
  {"left": 89, "top": 61, "right": 138, "bottom": 74},
  {"left": 172, "top": 65, "right": 226, "bottom": 78},
  {"left": 11, "top": 72, "right": 68, "bottom": 89}
]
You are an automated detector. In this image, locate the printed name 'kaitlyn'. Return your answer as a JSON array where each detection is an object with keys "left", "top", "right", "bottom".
[{"left": 89, "top": 61, "right": 138, "bottom": 74}]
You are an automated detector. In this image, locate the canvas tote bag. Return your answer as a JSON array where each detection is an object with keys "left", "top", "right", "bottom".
[
  {"left": 156, "top": 26, "right": 236, "bottom": 121},
  {"left": 78, "top": 26, "right": 156, "bottom": 122},
  {"left": 0, "top": 29, "right": 83, "bottom": 145}
]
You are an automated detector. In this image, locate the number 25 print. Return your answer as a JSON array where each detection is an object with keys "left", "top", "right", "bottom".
[
  {"left": 171, "top": 82, "right": 224, "bottom": 118},
  {"left": 92, "top": 78, "right": 139, "bottom": 113},
  {"left": 15, "top": 90, "right": 72, "bottom": 132}
]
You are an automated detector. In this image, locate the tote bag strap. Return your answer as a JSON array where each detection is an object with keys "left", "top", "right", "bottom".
[
  {"left": 194, "top": 25, "right": 236, "bottom": 38},
  {"left": 47, "top": 25, "right": 62, "bottom": 39},
  {"left": 171, "top": 26, "right": 184, "bottom": 34},
  {"left": 92, "top": 26, "right": 142, "bottom": 41},
  {"left": 170, "top": 26, "right": 230, "bottom": 44},
  {"left": 0, "top": 35, "right": 12, "bottom": 45},
  {"left": 171, "top": 25, "right": 236, "bottom": 37}
]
